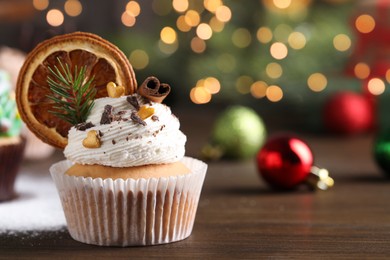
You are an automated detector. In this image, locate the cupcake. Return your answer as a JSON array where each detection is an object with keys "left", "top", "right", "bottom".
[
  {"left": 50, "top": 77, "right": 207, "bottom": 246},
  {"left": 0, "top": 70, "right": 25, "bottom": 201},
  {"left": 15, "top": 32, "right": 207, "bottom": 246}
]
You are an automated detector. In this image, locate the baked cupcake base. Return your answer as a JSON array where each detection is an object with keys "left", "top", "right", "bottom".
[{"left": 50, "top": 157, "right": 207, "bottom": 246}]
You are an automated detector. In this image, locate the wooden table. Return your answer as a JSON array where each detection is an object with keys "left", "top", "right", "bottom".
[{"left": 1, "top": 108, "right": 390, "bottom": 259}]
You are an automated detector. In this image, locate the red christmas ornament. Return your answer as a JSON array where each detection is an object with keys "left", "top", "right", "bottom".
[
  {"left": 323, "top": 91, "right": 373, "bottom": 135},
  {"left": 256, "top": 135, "right": 333, "bottom": 190}
]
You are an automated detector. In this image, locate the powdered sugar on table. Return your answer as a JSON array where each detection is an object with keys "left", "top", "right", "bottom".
[{"left": 0, "top": 157, "right": 66, "bottom": 234}]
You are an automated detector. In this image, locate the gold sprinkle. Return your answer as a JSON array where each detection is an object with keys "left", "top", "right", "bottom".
[
  {"left": 138, "top": 106, "right": 155, "bottom": 120},
  {"left": 107, "top": 82, "right": 125, "bottom": 98},
  {"left": 82, "top": 130, "right": 101, "bottom": 148}
]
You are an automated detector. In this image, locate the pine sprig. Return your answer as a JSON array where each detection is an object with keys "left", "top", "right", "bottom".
[{"left": 47, "top": 58, "right": 96, "bottom": 125}]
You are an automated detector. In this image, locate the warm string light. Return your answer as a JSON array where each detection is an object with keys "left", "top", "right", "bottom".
[
  {"left": 355, "top": 14, "right": 375, "bottom": 34},
  {"left": 307, "top": 73, "right": 327, "bottom": 92},
  {"left": 33, "top": 0, "right": 83, "bottom": 27},
  {"left": 121, "top": 0, "right": 141, "bottom": 27},
  {"left": 152, "top": 0, "right": 232, "bottom": 56},
  {"left": 333, "top": 34, "right": 351, "bottom": 52},
  {"left": 150, "top": 0, "right": 238, "bottom": 104},
  {"left": 368, "top": 78, "right": 385, "bottom": 96},
  {"left": 190, "top": 77, "right": 221, "bottom": 104},
  {"left": 352, "top": 14, "right": 387, "bottom": 97},
  {"left": 64, "top": 0, "right": 82, "bottom": 17},
  {"left": 128, "top": 50, "right": 149, "bottom": 70},
  {"left": 33, "top": 0, "right": 49, "bottom": 10},
  {"left": 46, "top": 9, "right": 64, "bottom": 27},
  {"left": 114, "top": 1, "right": 358, "bottom": 103}
]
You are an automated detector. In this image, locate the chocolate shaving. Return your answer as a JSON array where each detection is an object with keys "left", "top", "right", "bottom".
[
  {"left": 131, "top": 112, "right": 146, "bottom": 126},
  {"left": 138, "top": 76, "right": 171, "bottom": 103},
  {"left": 100, "top": 105, "right": 114, "bottom": 124},
  {"left": 151, "top": 115, "right": 159, "bottom": 121},
  {"left": 127, "top": 96, "right": 140, "bottom": 110},
  {"left": 75, "top": 122, "right": 95, "bottom": 131},
  {"left": 98, "top": 130, "right": 104, "bottom": 137}
]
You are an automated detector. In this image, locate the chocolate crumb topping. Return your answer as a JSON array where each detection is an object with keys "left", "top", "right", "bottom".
[
  {"left": 131, "top": 112, "right": 146, "bottom": 126},
  {"left": 100, "top": 105, "right": 114, "bottom": 124},
  {"left": 151, "top": 115, "right": 159, "bottom": 121},
  {"left": 127, "top": 96, "right": 140, "bottom": 110},
  {"left": 75, "top": 122, "right": 95, "bottom": 131},
  {"left": 98, "top": 130, "right": 104, "bottom": 137},
  {"left": 112, "top": 139, "right": 116, "bottom": 145}
]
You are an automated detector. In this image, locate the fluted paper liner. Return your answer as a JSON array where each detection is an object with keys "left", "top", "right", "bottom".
[{"left": 50, "top": 157, "right": 207, "bottom": 246}]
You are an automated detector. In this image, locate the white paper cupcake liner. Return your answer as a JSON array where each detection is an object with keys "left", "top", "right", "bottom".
[{"left": 49, "top": 157, "right": 207, "bottom": 246}]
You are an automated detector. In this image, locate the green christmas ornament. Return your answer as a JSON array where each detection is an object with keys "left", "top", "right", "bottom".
[
  {"left": 204, "top": 105, "right": 266, "bottom": 160},
  {"left": 374, "top": 130, "right": 390, "bottom": 177}
]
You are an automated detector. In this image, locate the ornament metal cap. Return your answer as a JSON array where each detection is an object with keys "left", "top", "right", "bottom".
[{"left": 306, "top": 166, "right": 334, "bottom": 191}]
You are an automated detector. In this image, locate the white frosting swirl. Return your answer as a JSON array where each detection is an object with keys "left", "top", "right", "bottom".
[{"left": 64, "top": 94, "right": 186, "bottom": 167}]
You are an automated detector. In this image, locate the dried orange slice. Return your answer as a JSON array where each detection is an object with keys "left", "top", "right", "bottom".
[{"left": 16, "top": 32, "right": 137, "bottom": 149}]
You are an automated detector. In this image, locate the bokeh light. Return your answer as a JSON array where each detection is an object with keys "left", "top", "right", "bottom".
[
  {"left": 184, "top": 10, "right": 200, "bottom": 27},
  {"left": 266, "top": 62, "right": 283, "bottom": 79},
  {"left": 190, "top": 86, "right": 212, "bottom": 104},
  {"left": 368, "top": 78, "right": 385, "bottom": 95},
  {"left": 274, "top": 24, "right": 292, "bottom": 42},
  {"left": 177, "top": 15, "right": 192, "bottom": 32},
  {"left": 46, "top": 9, "right": 64, "bottom": 27},
  {"left": 236, "top": 75, "right": 253, "bottom": 94},
  {"left": 129, "top": 50, "right": 149, "bottom": 70},
  {"left": 121, "top": 12, "right": 136, "bottom": 27},
  {"left": 273, "top": 0, "right": 292, "bottom": 9},
  {"left": 126, "top": 1, "right": 141, "bottom": 17},
  {"left": 209, "top": 16, "right": 225, "bottom": 32},
  {"left": 191, "top": 37, "right": 206, "bottom": 53},
  {"left": 204, "top": 0, "right": 223, "bottom": 13},
  {"left": 354, "top": 62, "right": 370, "bottom": 79},
  {"left": 196, "top": 23, "right": 213, "bottom": 40},
  {"left": 266, "top": 85, "right": 283, "bottom": 102},
  {"left": 257, "top": 27, "right": 273, "bottom": 43},
  {"left": 215, "top": 5, "right": 232, "bottom": 22},
  {"left": 250, "top": 81, "right": 268, "bottom": 98},
  {"left": 160, "top": 27, "right": 177, "bottom": 44},
  {"left": 158, "top": 40, "right": 179, "bottom": 55},
  {"left": 204, "top": 77, "right": 221, "bottom": 94},
  {"left": 333, "top": 34, "right": 351, "bottom": 51},
  {"left": 355, "top": 14, "right": 375, "bottom": 34},
  {"left": 288, "top": 31, "right": 306, "bottom": 49},
  {"left": 307, "top": 73, "right": 327, "bottom": 92},
  {"left": 173, "top": 0, "right": 189, "bottom": 13},
  {"left": 386, "top": 70, "right": 390, "bottom": 83},
  {"left": 33, "top": 0, "right": 49, "bottom": 10},
  {"left": 232, "top": 28, "right": 252, "bottom": 48},
  {"left": 64, "top": 0, "right": 82, "bottom": 17},
  {"left": 270, "top": 42, "right": 288, "bottom": 60}
]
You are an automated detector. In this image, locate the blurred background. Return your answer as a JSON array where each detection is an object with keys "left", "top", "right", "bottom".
[{"left": 0, "top": 0, "right": 390, "bottom": 134}]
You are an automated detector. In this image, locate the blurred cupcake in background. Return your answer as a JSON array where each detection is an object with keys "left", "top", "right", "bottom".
[
  {"left": 0, "top": 46, "right": 54, "bottom": 160},
  {"left": 0, "top": 70, "right": 25, "bottom": 201}
]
